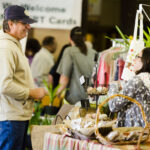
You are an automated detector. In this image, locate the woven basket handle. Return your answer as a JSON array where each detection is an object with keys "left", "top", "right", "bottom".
[{"left": 95, "top": 94, "right": 148, "bottom": 144}]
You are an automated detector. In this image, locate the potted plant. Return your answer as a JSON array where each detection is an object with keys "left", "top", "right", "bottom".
[
  {"left": 105, "top": 25, "right": 130, "bottom": 49},
  {"left": 42, "top": 79, "right": 66, "bottom": 115}
]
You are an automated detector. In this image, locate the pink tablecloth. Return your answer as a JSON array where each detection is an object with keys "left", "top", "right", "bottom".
[{"left": 43, "top": 133, "right": 119, "bottom": 150}]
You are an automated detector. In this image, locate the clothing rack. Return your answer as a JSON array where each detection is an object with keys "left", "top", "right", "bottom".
[
  {"left": 139, "top": 4, "right": 150, "bottom": 22},
  {"left": 111, "top": 38, "right": 126, "bottom": 48}
]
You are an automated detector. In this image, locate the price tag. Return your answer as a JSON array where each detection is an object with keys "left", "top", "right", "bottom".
[{"left": 79, "top": 76, "right": 85, "bottom": 85}]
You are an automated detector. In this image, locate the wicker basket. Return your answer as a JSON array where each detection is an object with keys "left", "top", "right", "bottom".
[{"left": 95, "top": 94, "right": 150, "bottom": 148}]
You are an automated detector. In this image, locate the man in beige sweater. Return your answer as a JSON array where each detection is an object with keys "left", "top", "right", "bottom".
[{"left": 0, "top": 5, "right": 46, "bottom": 150}]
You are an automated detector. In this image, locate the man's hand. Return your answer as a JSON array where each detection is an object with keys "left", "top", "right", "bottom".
[{"left": 29, "top": 88, "right": 46, "bottom": 99}]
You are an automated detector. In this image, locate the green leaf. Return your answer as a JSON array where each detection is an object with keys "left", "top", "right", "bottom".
[
  {"left": 147, "top": 26, "right": 150, "bottom": 35},
  {"left": 115, "top": 25, "right": 129, "bottom": 46},
  {"left": 48, "top": 83, "right": 53, "bottom": 104},
  {"left": 143, "top": 30, "right": 150, "bottom": 41},
  {"left": 53, "top": 84, "right": 61, "bottom": 98},
  {"left": 43, "top": 79, "right": 50, "bottom": 95},
  {"left": 124, "top": 35, "right": 129, "bottom": 39},
  {"left": 146, "top": 41, "right": 150, "bottom": 47},
  {"left": 143, "top": 26, "right": 150, "bottom": 48},
  {"left": 105, "top": 36, "right": 114, "bottom": 41}
]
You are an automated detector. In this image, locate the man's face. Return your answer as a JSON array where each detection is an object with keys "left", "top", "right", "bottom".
[
  {"left": 8, "top": 20, "right": 31, "bottom": 40},
  {"left": 49, "top": 40, "right": 57, "bottom": 53}
]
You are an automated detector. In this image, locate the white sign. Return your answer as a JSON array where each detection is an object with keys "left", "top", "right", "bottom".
[{"left": 0, "top": 0, "right": 82, "bottom": 29}]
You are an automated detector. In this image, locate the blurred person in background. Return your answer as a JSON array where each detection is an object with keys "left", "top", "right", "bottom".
[
  {"left": 48, "top": 43, "right": 71, "bottom": 88},
  {"left": 31, "top": 36, "right": 57, "bottom": 87},
  {"left": 25, "top": 38, "right": 41, "bottom": 66},
  {"left": 57, "top": 26, "right": 96, "bottom": 104}
]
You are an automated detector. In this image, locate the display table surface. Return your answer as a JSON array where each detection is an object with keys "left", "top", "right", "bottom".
[
  {"left": 43, "top": 132, "right": 119, "bottom": 150},
  {"left": 43, "top": 133, "right": 150, "bottom": 150},
  {"left": 31, "top": 125, "right": 150, "bottom": 150},
  {"left": 43, "top": 132, "right": 150, "bottom": 150}
]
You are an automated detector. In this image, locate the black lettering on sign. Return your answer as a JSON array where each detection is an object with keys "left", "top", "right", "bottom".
[
  {"left": 49, "top": 17, "right": 56, "bottom": 24},
  {"left": 49, "top": 17, "right": 76, "bottom": 25},
  {"left": 32, "top": 16, "right": 45, "bottom": 23},
  {"left": 40, "top": 16, "right": 45, "bottom": 23},
  {"left": 45, "top": 7, "right": 66, "bottom": 13}
]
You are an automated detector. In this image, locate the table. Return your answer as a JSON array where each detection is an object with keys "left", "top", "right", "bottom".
[
  {"left": 43, "top": 133, "right": 119, "bottom": 150},
  {"left": 43, "top": 133, "right": 150, "bottom": 150}
]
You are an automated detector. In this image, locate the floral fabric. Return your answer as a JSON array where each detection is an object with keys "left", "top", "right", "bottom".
[{"left": 108, "top": 73, "right": 150, "bottom": 127}]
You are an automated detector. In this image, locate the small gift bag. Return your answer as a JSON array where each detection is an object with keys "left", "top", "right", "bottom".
[{"left": 122, "top": 10, "right": 145, "bottom": 80}]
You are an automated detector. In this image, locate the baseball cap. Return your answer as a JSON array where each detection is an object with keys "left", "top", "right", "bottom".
[
  {"left": 70, "top": 26, "right": 85, "bottom": 38},
  {"left": 4, "top": 5, "right": 37, "bottom": 24}
]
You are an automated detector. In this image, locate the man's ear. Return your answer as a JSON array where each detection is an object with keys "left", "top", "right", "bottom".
[
  {"left": 7, "top": 20, "right": 14, "bottom": 29},
  {"left": 69, "top": 38, "right": 74, "bottom": 46}
]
